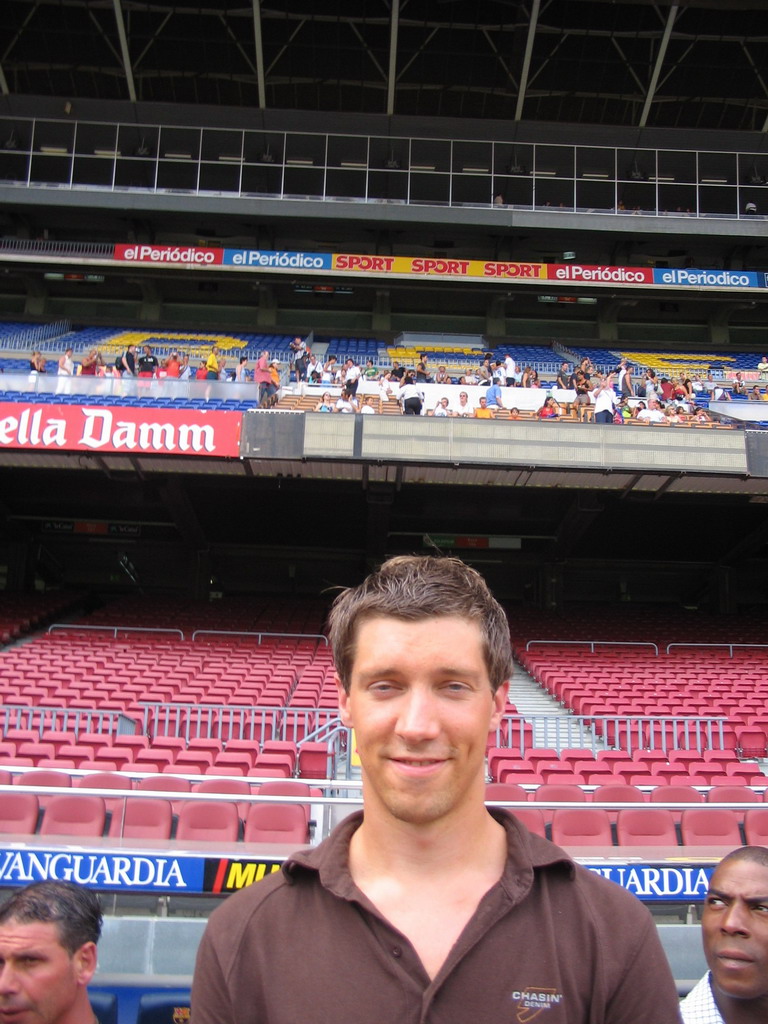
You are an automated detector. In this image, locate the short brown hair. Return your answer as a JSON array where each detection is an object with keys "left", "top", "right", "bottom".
[{"left": 328, "top": 555, "right": 512, "bottom": 692}]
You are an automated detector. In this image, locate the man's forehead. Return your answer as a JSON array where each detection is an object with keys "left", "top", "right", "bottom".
[
  {"left": 0, "top": 918, "right": 64, "bottom": 949},
  {"left": 710, "top": 857, "right": 768, "bottom": 899}
]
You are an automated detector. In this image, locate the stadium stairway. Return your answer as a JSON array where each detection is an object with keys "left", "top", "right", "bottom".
[{"left": 508, "top": 660, "right": 604, "bottom": 750}]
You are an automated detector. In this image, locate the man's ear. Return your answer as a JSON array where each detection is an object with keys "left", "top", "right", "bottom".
[
  {"left": 73, "top": 942, "right": 98, "bottom": 986},
  {"left": 490, "top": 681, "right": 509, "bottom": 731},
  {"left": 336, "top": 673, "right": 352, "bottom": 728}
]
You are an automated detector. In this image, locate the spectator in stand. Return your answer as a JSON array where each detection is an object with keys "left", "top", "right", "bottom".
[
  {"left": 665, "top": 405, "right": 684, "bottom": 425},
  {"left": 322, "top": 355, "right": 338, "bottom": 385},
  {"left": 591, "top": 372, "right": 618, "bottom": 424},
  {"left": 749, "top": 385, "right": 762, "bottom": 401},
  {"left": 520, "top": 365, "right": 533, "bottom": 388},
  {"left": 178, "top": 353, "right": 192, "bottom": 380},
  {"left": 268, "top": 359, "right": 281, "bottom": 396},
  {"left": 390, "top": 360, "right": 406, "bottom": 382},
  {"left": 305, "top": 353, "right": 322, "bottom": 382},
  {"left": 293, "top": 338, "right": 308, "bottom": 382},
  {"left": 713, "top": 381, "right": 733, "bottom": 402},
  {"left": 415, "top": 362, "right": 431, "bottom": 384},
  {"left": 431, "top": 396, "right": 451, "bottom": 417},
  {"left": 659, "top": 377, "right": 674, "bottom": 402},
  {"left": 399, "top": 372, "right": 422, "bottom": 415},
  {"left": 617, "top": 361, "right": 634, "bottom": 399},
  {"left": 363, "top": 358, "right": 379, "bottom": 382},
  {"left": 253, "top": 350, "right": 274, "bottom": 405},
  {"left": 537, "top": 395, "right": 560, "bottom": 419},
  {"left": 508, "top": 407, "right": 522, "bottom": 420},
  {"left": 194, "top": 360, "right": 208, "bottom": 380},
  {"left": 681, "top": 846, "right": 768, "bottom": 1024},
  {"left": 454, "top": 390, "right": 472, "bottom": 418},
  {"left": 334, "top": 388, "right": 358, "bottom": 414},
  {"left": 343, "top": 358, "right": 361, "bottom": 397},
  {"left": 757, "top": 355, "right": 768, "bottom": 381},
  {"left": 491, "top": 361, "right": 505, "bottom": 386},
  {"left": 204, "top": 346, "right": 221, "bottom": 381},
  {"left": 57, "top": 348, "right": 74, "bottom": 377},
  {"left": 485, "top": 380, "right": 505, "bottom": 410},
  {"left": 0, "top": 881, "right": 103, "bottom": 1024},
  {"left": 473, "top": 395, "right": 494, "bottom": 419},
  {"left": 137, "top": 345, "right": 158, "bottom": 378},
  {"left": 289, "top": 336, "right": 305, "bottom": 378},
  {"left": 644, "top": 368, "right": 659, "bottom": 401},
  {"left": 29, "top": 351, "right": 46, "bottom": 373},
  {"left": 693, "top": 406, "right": 712, "bottom": 422},
  {"left": 732, "top": 372, "right": 747, "bottom": 395},
  {"left": 477, "top": 358, "right": 493, "bottom": 385},
  {"left": 434, "top": 365, "right": 451, "bottom": 385},
  {"left": 555, "top": 362, "right": 570, "bottom": 390},
  {"left": 164, "top": 350, "right": 181, "bottom": 378},
  {"left": 117, "top": 344, "right": 136, "bottom": 377},
  {"left": 503, "top": 352, "right": 518, "bottom": 386},
  {"left": 359, "top": 395, "right": 376, "bottom": 414},
  {"left": 80, "top": 348, "right": 103, "bottom": 377},
  {"left": 637, "top": 398, "right": 666, "bottom": 423},
  {"left": 235, "top": 356, "right": 249, "bottom": 383},
  {"left": 314, "top": 392, "right": 334, "bottom": 412}
]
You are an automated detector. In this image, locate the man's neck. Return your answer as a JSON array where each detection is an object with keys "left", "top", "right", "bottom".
[
  {"left": 349, "top": 802, "right": 507, "bottom": 882},
  {"left": 712, "top": 978, "right": 768, "bottom": 1024}
]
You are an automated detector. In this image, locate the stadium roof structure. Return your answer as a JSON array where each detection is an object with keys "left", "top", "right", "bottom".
[{"left": 1, "top": 0, "right": 767, "bottom": 133}]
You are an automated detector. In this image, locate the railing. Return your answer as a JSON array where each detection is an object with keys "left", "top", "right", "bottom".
[
  {"left": 48, "top": 623, "right": 185, "bottom": 640},
  {"left": 524, "top": 639, "right": 660, "bottom": 655},
  {"left": 665, "top": 642, "right": 768, "bottom": 656},
  {"left": 139, "top": 702, "right": 343, "bottom": 749},
  {"left": 191, "top": 629, "right": 328, "bottom": 645},
  {"left": 490, "top": 713, "right": 730, "bottom": 755},
  {"left": 0, "top": 705, "right": 137, "bottom": 737},
  {"left": 3, "top": 374, "right": 260, "bottom": 405}
]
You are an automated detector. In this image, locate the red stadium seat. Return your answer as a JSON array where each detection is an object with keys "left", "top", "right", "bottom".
[
  {"left": 551, "top": 807, "right": 612, "bottom": 847},
  {"left": 39, "top": 795, "right": 106, "bottom": 838},
  {"left": 243, "top": 803, "right": 308, "bottom": 844},
  {"left": 532, "top": 784, "right": 586, "bottom": 824},
  {"left": 14, "top": 770, "right": 72, "bottom": 809},
  {"left": 616, "top": 808, "right": 678, "bottom": 847},
  {"left": 485, "top": 782, "right": 528, "bottom": 804},
  {"left": 0, "top": 792, "right": 39, "bottom": 834},
  {"left": 108, "top": 797, "right": 173, "bottom": 840},
  {"left": 298, "top": 742, "right": 332, "bottom": 779},
  {"left": 649, "top": 785, "right": 704, "bottom": 823},
  {"left": 175, "top": 800, "right": 240, "bottom": 843},
  {"left": 680, "top": 807, "right": 742, "bottom": 846},
  {"left": 511, "top": 807, "right": 547, "bottom": 838},
  {"left": 744, "top": 808, "right": 768, "bottom": 845},
  {"left": 195, "top": 778, "right": 253, "bottom": 818}
]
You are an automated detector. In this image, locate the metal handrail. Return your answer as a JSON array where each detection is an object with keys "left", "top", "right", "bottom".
[
  {"left": 191, "top": 629, "right": 328, "bottom": 645},
  {"left": 524, "top": 639, "right": 660, "bottom": 655},
  {"left": 666, "top": 641, "right": 768, "bottom": 656},
  {"left": 48, "top": 623, "right": 185, "bottom": 639}
]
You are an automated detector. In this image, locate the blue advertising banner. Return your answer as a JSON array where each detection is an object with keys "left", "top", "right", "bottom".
[
  {"left": 0, "top": 848, "right": 205, "bottom": 892},
  {"left": 222, "top": 249, "right": 332, "bottom": 270},
  {"left": 653, "top": 268, "right": 764, "bottom": 288},
  {"left": 585, "top": 862, "right": 714, "bottom": 900}
]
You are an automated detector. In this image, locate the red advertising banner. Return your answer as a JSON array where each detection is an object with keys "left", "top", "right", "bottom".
[
  {"left": 547, "top": 264, "right": 654, "bottom": 284},
  {"left": 114, "top": 244, "right": 224, "bottom": 266},
  {"left": 0, "top": 404, "right": 242, "bottom": 458}
]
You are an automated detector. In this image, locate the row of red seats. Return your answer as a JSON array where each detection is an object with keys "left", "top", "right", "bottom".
[
  {"left": 487, "top": 744, "right": 768, "bottom": 785},
  {"left": 0, "top": 780, "right": 313, "bottom": 844}
]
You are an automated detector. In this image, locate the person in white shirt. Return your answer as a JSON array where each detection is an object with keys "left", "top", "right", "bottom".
[
  {"left": 334, "top": 389, "right": 358, "bottom": 413},
  {"left": 432, "top": 397, "right": 451, "bottom": 417},
  {"left": 680, "top": 846, "right": 768, "bottom": 1024},
  {"left": 637, "top": 399, "right": 666, "bottom": 423},
  {"left": 503, "top": 353, "right": 517, "bottom": 386},
  {"left": 591, "top": 372, "right": 618, "bottom": 424}
]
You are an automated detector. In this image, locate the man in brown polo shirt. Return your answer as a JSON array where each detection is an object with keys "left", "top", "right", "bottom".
[{"left": 191, "top": 556, "right": 681, "bottom": 1024}]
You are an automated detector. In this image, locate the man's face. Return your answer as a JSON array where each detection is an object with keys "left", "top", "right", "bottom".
[
  {"left": 702, "top": 857, "right": 768, "bottom": 1011},
  {"left": 337, "top": 616, "right": 507, "bottom": 829},
  {"left": 0, "top": 920, "right": 96, "bottom": 1024}
]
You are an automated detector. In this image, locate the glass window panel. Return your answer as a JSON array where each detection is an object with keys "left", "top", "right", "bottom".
[
  {"left": 452, "top": 141, "right": 492, "bottom": 174},
  {"left": 32, "top": 121, "right": 75, "bottom": 154},
  {"left": 159, "top": 127, "right": 200, "bottom": 161},
  {"left": 327, "top": 135, "right": 368, "bottom": 169},
  {"left": 202, "top": 129, "right": 243, "bottom": 163},
  {"left": 284, "top": 134, "right": 326, "bottom": 167},
  {"left": 698, "top": 152, "right": 736, "bottom": 185},
  {"left": 410, "top": 139, "right": 450, "bottom": 173},
  {"left": 117, "top": 125, "right": 158, "bottom": 159},
  {"left": 534, "top": 145, "right": 574, "bottom": 179},
  {"left": 493, "top": 143, "right": 532, "bottom": 176},
  {"left": 658, "top": 151, "right": 695, "bottom": 184},
  {"left": 617, "top": 149, "right": 655, "bottom": 182},
  {"left": 369, "top": 137, "right": 409, "bottom": 171},
  {"left": 368, "top": 169, "right": 408, "bottom": 202},
  {"left": 244, "top": 132, "right": 284, "bottom": 165}
]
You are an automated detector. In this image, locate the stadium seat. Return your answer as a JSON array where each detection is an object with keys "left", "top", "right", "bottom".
[
  {"left": 0, "top": 792, "right": 39, "bottom": 834},
  {"left": 135, "top": 991, "right": 191, "bottom": 1024},
  {"left": 649, "top": 785, "right": 704, "bottom": 823},
  {"left": 297, "top": 742, "right": 332, "bottom": 779},
  {"left": 532, "top": 784, "right": 587, "bottom": 824},
  {"left": 175, "top": 800, "right": 240, "bottom": 843},
  {"left": 14, "top": 770, "right": 72, "bottom": 808},
  {"left": 743, "top": 808, "right": 768, "bottom": 845},
  {"left": 615, "top": 808, "right": 678, "bottom": 847},
  {"left": 243, "top": 802, "right": 309, "bottom": 844},
  {"left": 194, "top": 778, "right": 253, "bottom": 818},
  {"left": 108, "top": 797, "right": 173, "bottom": 839},
  {"left": 39, "top": 795, "right": 106, "bottom": 838},
  {"left": 511, "top": 807, "right": 547, "bottom": 838},
  {"left": 485, "top": 782, "right": 528, "bottom": 803},
  {"left": 551, "top": 808, "right": 612, "bottom": 847},
  {"left": 680, "top": 807, "right": 742, "bottom": 846}
]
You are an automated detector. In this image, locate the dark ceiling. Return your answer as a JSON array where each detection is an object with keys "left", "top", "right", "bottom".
[{"left": 2, "top": 0, "right": 767, "bottom": 132}]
